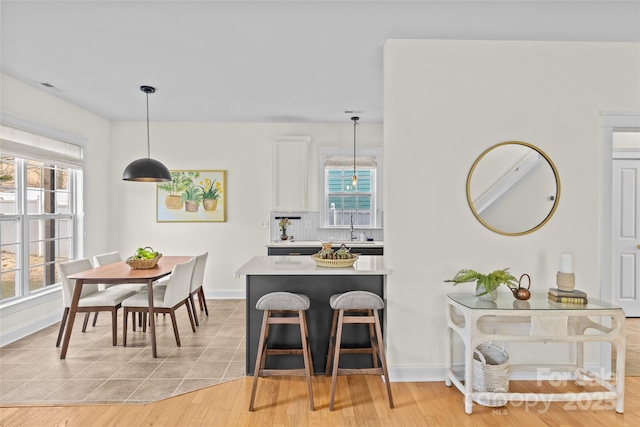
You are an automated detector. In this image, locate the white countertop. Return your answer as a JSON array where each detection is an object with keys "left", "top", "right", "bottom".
[
  {"left": 266, "top": 240, "right": 384, "bottom": 248},
  {"left": 237, "top": 255, "right": 389, "bottom": 275}
]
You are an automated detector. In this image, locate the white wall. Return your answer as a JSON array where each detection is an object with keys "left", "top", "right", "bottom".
[
  {"left": 0, "top": 73, "right": 112, "bottom": 342},
  {"left": 109, "top": 122, "right": 383, "bottom": 297},
  {"left": 383, "top": 40, "right": 640, "bottom": 379}
]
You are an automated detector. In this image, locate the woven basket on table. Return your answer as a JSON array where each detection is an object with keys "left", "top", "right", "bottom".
[
  {"left": 126, "top": 252, "right": 162, "bottom": 270},
  {"left": 472, "top": 343, "right": 509, "bottom": 407},
  {"left": 311, "top": 253, "right": 359, "bottom": 268}
]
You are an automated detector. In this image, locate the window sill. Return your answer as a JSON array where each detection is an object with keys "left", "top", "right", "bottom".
[
  {"left": 318, "top": 227, "right": 384, "bottom": 231},
  {"left": 0, "top": 286, "right": 62, "bottom": 318}
]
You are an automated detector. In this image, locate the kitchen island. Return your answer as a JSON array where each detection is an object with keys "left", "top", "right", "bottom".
[{"left": 237, "top": 255, "right": 389, "bottom": 374}]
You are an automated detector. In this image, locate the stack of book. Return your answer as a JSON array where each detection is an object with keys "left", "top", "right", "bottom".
[{"left": 548, "top": 288, "right": 588, "bottom": 304}]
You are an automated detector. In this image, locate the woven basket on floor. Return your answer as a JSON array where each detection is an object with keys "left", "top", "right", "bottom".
[{"left": 472, "top": 343, "right": 509, "bottom": 407}]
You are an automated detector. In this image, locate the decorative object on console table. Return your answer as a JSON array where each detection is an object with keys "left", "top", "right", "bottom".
[
  {"left": 549, "top": 288, "right": 588, "bottom": 304},
  {"left": 472, "top": 343, "right": 509, "bottom": 407},
  {"left": 548, "top": 286, "right": 588, "bottom": 304},
  {"left": 548, "top": 295, "right": 588, "bottom": 304},
  {"left": 445, "top": 268, "right": 518, "bottom": 302},
  {"left": 509, "top": 273, "right": 531, "bottom": 300},
  {"left": 279, "top": 217, "right": 292, "bottom": 240},
  {"left": 557, "top": 253, "right": 575, "bottom": 291},
  {"left": 548, "top": 287, "right": 587, "bottom": 298}
]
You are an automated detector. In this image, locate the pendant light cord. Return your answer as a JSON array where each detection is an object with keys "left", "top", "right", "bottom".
[
  {"left": 146, "top": 91, "right": 151, "bottom": 159},
  {"left": 352, "top": 116, "right": 358, "bottom": 185}
]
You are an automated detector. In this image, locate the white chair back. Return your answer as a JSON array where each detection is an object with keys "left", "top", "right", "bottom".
[
  {"left": 163, "top": 258, "right": 196, "bottom": 308},
  {"left": 58, "top": 259, "right": 98, "bottom": 307},
  {"left": 190, "top": 252, "right": 208, "bottom": 293},
  {"left": 94, "top": 251, "right": 122, "bottom": 267}
]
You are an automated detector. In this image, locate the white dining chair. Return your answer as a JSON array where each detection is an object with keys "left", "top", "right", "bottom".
[
  {"left": 188, "top": 252, "right": 209, "bottom": 326},
  {"left": 121, "top": 257, "right": 196, "bottom": 347},
  {"left": 57, "top": 258, "right": 137, "bottom": 347},
  {"left": 93, "top": 251, "right": 148, "bottom": 329}
]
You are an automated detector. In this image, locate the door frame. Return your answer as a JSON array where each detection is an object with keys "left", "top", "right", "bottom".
[
  {"left": 600, "top": 113, "right": 640, "bottom": 374},
  {"left": 601, "top": 114, "right": 640, "bottom": 305}
]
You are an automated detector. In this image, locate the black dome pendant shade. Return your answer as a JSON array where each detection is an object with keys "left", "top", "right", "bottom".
[{"left": 122, "top": 86, "right": 171, "bottom": 182}]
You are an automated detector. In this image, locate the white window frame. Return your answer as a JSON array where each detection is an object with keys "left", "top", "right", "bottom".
[
  {"left": 0, "top": 112, "right": 85, "bottom": 306},
  {"left": 318, "top": 147, "right": 383, "bottom": 229}
]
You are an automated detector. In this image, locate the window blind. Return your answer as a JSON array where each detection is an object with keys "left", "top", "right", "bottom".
[
  {"left": 324, "top": 156, "right": 377, "bottom": 168},
  {"left": 0, "top": 124, "right": 84, "bottom": 169}
]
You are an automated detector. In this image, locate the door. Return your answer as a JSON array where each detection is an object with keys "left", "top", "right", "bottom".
[{"left": 612, "top": 158, "right": 640, "bottom": 316}]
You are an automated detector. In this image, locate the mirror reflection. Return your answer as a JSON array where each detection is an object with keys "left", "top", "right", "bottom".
[{"left": 467, "top": 141, "right": 560, "bottom": 236}]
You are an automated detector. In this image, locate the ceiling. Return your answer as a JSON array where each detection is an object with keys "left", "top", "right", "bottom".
[{"left": 1, "top": 1, "right": 639, "bottom": 123}]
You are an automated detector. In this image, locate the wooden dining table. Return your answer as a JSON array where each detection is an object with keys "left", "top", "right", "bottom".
[{"left": 60, "top": 255, "right": 192, "bottom": 359}]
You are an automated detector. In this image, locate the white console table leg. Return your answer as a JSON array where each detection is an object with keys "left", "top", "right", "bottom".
[
  {"left": 464, "top": 339, "right": 474, "bottom": 414},
  {"left": 445, "top": 327, "right": 452, "bottom": 387}
]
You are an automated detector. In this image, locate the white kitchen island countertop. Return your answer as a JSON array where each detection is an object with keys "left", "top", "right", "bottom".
[
  {"left": 237, "top": 255, "right": 389, "bottom": 276},
  {"left": 265, "top": 240, "right": 384, "bottom": 248}
]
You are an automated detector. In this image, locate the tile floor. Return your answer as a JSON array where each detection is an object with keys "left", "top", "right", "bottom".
[
  {"left": 0, "top": 299, "right": 246, "bottom": 404},
  {"left": 0, "top": 302, "right": 637, "bottom": 406}
]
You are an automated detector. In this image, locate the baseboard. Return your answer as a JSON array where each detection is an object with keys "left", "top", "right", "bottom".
[
  {"left": 387, "top": 364, "right": 607, "bottom": 383},
  {"left": 204, "top": 289, "right": 246, "bottom": 300},
  {"left": 0, "top": 310, "right": 62, "bottom": 347}
]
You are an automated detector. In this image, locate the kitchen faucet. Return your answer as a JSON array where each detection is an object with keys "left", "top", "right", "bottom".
[{"left": 350, "top": 213, "right": 356, "bottom": 241}]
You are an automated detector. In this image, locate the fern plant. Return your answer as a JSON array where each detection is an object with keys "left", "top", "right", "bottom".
[{"left": 444, "top": 268, "right": 518, "bottom": 295}]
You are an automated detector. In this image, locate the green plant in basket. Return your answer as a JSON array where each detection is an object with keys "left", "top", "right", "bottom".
[
  {"left": 444, "top": 268, "right": 518, "bottom": 297},
  {"left": 132, "top": 247, "right": 159, "bottom": 260}
]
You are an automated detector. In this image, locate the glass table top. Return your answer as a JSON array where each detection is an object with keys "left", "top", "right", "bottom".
[{"left": 447, "top": 293, "right": 623, "bottom": 311}]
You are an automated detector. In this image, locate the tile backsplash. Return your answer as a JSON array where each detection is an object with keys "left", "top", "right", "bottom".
[{"left": 270, "top": 211, "right": 384, "bottom": 242}]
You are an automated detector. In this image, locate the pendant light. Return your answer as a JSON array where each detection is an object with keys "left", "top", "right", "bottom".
[
  {"left": 351, "top": 116, "right": 359, "bottom": 188},
  {"left": 122, "top": 86, "right": 171, "bottom": 182}
]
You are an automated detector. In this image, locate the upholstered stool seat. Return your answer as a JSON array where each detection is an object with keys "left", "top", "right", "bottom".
[
  {"left": 249, "top": 291, "right": 314, "bottom": 411},
  {"left": 326, "top": 290, "right": 393, "bottom": 411}
]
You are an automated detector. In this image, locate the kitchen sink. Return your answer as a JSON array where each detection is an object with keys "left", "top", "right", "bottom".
[{"left": 330, "top": 241, "right": 377, "bottom": 245}]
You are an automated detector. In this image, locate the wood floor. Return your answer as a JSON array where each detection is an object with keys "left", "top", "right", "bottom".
[{"left": 1, "top": 375, "right": 639, "bottom": 426}]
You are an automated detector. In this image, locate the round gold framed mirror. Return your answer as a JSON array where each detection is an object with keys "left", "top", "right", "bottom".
[{"left": 466, "top": 141, "right": 561, "bottom": 236}]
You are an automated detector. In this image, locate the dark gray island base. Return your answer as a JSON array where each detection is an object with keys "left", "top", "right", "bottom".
[{"left": 238, "top": 256, "right": 389, "bottom": 375}]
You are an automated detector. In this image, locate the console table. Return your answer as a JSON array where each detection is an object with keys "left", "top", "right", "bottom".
[{"left": 445, "top": 293, "right": 625, "bottom": 414}]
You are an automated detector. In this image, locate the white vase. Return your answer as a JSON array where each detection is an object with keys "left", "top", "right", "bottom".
[{"left": 475, "top": 283, "right": 498, "bottom": 301}]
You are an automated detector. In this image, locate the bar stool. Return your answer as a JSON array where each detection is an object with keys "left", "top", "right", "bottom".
[
  {"left": 248, "top": 291, "right": 315, "bottom": 411},
  {"left": 325, "top": 290, "right": 393, "bottom": 411}
]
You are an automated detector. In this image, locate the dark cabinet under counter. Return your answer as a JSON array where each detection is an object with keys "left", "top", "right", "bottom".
[{"left": 268, "top": 245, "right": 383, "bottom": 256}]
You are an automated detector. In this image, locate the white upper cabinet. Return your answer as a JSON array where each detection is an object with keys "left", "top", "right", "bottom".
[{"left": 272, "top": 136, "right": 310, "bottom": 210}]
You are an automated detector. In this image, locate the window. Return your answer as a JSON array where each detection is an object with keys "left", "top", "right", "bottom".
[
  {"left": 0, "top": 121, "right": 83, "bottom": 303},
  {"left": 319, "top": 148, "right": 382, "bottom": 228}
]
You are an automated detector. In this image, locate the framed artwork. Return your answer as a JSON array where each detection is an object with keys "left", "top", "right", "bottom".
[{"left": 156, "top": 170, "right": 226, "bottom": 222}]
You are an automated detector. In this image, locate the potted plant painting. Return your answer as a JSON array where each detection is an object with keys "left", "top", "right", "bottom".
[
  {"left": 445, "top": 268, "right": 518, "bottom": 301},
  {"left": 181, "top": 182, "right": 202, "bottom": 212},
  {"left": 158, "top": 171, "right": 200, "bottom": 210},
  {"left": 199, "top": 178, "right": 223, "bottom": 211}
]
